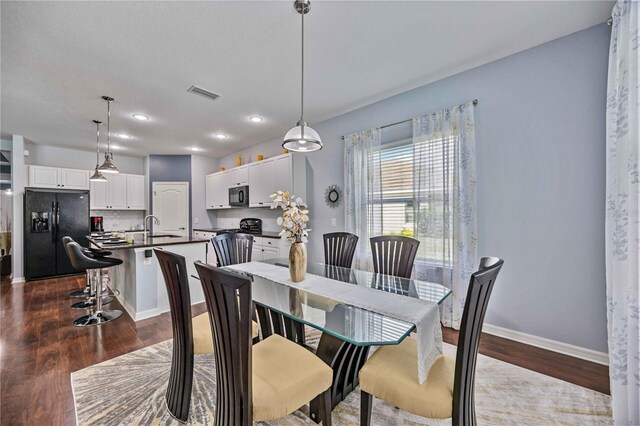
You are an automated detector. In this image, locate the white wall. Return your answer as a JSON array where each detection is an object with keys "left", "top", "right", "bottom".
[
  {"left": 11, "top": 136, "right": 25, "bottom": 282},
  {"left": 217, "top": 25, "right": 611, "bottom": 354},
  {"left": 24, "top": 142, "right": 144, "bottom": 174}
]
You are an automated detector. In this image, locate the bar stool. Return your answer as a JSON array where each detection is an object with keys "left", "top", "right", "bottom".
[
  {"left": 66, "top": 242, "right": 123, "bottom": 326},
  {"left": 62, "top": 237, "right": 114, "bottom": 309},
  {"left": 62, "top": 236, "right": 113, "bottom": 300}
]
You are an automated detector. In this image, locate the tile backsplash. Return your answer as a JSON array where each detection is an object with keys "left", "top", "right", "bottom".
[{"left": 91, "top": 210, "right": 145, "bottom": 232}]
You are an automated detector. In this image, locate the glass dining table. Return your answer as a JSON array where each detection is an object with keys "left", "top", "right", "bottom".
[{"left": 194, "top": 258, "right": 451, "bottom": 423}]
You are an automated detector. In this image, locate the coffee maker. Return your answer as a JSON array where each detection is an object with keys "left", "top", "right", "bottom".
[{"left": 90, "top": 216, "right": 104, "bottom": 232}]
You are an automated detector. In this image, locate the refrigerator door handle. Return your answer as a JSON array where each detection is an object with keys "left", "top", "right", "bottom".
[
  {"left": 51, "top": 201, "right": 57, "bottom": 242},
  {"left": 56, "top": 202, "right": 60, "bottom": 237}
]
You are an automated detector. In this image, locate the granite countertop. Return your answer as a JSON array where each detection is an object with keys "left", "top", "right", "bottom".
[
  {"left": 87, "top": 234, "right": 208, "bottom": 250},
  {"left": 193, "top": 227, "right": 282, "bottom": 239}
]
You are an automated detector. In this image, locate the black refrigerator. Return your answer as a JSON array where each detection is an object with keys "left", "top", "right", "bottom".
[{"left": 24, "top": 188, "right": 90, "bottom": 281}]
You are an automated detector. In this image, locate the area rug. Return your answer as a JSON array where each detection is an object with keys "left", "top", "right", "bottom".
[{"left": 71, "top": 338, "right": 612, "bottom": 425}]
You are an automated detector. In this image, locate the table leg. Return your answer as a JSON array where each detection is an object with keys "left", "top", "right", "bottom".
[{"left": 308, "top": 332, "right": 370, "bottom": 424}]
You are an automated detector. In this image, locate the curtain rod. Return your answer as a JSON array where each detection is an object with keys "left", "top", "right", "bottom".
[{"left": 341, "top": 99, "right": 478, "bottom": 140}]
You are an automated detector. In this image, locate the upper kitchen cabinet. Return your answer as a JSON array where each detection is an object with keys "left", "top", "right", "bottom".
[
  {"left": 90, "top": 172, "right": 146, "bottom": 210},
  {"left": 212, "top": 171, "right": 231, "bottom": 209},
  {"left": 205, "top": 174, "right": 215, "bottom": 209},
  {"left": 27, "top": 165, "right": 90, "bottom": 190},
  {"left": 207, "top": 153, "right": 306, "bottom": 210},
  {"left": 228, "top": 165, "right": 248, "bottom": 187},
  {"left": 126, "top": 174, "right": 145, "bottom": 210}
]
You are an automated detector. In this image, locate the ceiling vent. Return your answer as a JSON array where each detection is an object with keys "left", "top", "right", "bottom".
[{"left": 187, "top": 85, "right": 221, "bottom": 101}]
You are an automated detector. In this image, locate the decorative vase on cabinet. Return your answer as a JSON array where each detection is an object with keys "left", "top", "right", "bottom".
[{"left": 289, "top": 242, "right": 307, "bottom": 282}]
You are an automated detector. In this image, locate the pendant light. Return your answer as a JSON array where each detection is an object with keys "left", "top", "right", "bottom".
[
  {"left": 89, "top": 120, "right": 107, "bottom": 182},
  {"left": 98, "top": 95, "right": 119, "bottom": 173},
  {"left": 283, "top": 0, "right": 322, "bottom": 152}
]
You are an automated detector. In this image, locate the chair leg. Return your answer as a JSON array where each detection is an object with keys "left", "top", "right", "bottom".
[
  {"left": 360, "top": 390, "right": 372, "bottom": 426},
  {"left": 320, "top": 388, "right": 332, "bottom": 426}
]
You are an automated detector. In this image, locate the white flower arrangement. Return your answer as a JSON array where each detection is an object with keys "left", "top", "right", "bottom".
[{"left": 271, "top": 190, "right": 310, "bottom": 243}]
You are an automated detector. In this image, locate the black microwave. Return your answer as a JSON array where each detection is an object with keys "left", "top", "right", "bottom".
[{"left": 229, "top": 185, "right": 249, "bottom": 207}]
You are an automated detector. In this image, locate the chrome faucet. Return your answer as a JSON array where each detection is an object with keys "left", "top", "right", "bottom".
[{"left": 144, "top": 215, "right": 160, "bottom": 240}]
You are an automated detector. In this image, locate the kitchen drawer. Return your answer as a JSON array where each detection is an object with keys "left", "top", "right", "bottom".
[
  {"left": 262, "top": 238, "right": 279, "bottom": 248},
  {"left": 252, "top": 236, "right": 264, "bottom": 246}
]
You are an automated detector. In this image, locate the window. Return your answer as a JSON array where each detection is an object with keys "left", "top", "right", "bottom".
[{"left": 371, "top": 137, "right": 455, "bottom": 262}]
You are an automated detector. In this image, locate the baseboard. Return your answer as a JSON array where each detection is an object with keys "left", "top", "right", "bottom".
[
  {"left": 11, "top": 276, "right": 25, "bottom": 284},
  {"left": 482, "top": 323, "right": 609, "bottom": 366}
]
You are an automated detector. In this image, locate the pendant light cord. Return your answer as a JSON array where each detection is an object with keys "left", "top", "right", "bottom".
[
  {"left": 95, "top": 122, "right": 101, "bottom": 163},
  {"left": 300, "top": 9, "right": 304, "bottom": 122},
  {"left": 106, "top": 99, "right": 112, "bottom": 153}
]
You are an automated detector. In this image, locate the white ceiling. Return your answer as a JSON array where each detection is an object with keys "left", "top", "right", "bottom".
[{"left": 1, "top": 1, "right": 613, "bottom": 158}]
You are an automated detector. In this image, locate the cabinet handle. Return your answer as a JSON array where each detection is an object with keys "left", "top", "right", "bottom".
[{"left": 258, "top": 202, "right": 263, "bottom": 205}]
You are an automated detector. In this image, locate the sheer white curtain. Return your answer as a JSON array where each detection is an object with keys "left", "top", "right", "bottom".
[
  {"left": 413, "top": 101, "right": 477, "bottom": 329},
  {"left": 605, "top": 1, "right": 639, "bottom": 424},
  {"left": 344, "top": 128, "right": 382, "bottom": 271}
]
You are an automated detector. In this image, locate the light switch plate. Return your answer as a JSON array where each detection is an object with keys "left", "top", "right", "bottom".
[
  {"left": 331, "top": 218, "right": 337, "bottom": 227},
  {"left": 194, "top": 217, "right": 199, "bottom": 224}
]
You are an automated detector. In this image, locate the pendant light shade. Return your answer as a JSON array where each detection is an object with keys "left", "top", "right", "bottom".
[
  {"left": 283, "top": 120, "right": 322, "bottom": 152},
  {"left": 89, "top": 120, "right": 107, "bottom": 182},
  {"left": 98, "top": 96, "right": 119, "bottom": 174},
  {"left": 283, "top": 0, "right": 322, "bottom": 152}
]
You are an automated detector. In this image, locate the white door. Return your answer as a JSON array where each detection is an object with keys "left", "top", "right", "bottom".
[
  {"left": 109, "top": 174, "right": 128, "bottom": 209},
  {"left": 126, "top": 174, "right": 146, "bottom": 210},
  {"left": 29, "top": 165, "right": 59, "bottom": 189},
  {"left": 61, "top": 169, "right": 90, "bottom": 190},
  {"left": 153, "top": 182, "right": 189, "bottom": 237}
]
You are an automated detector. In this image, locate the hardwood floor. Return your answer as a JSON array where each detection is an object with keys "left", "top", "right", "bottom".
[{"left": 1, "top": 274, "right": 609, "bottom": 425}]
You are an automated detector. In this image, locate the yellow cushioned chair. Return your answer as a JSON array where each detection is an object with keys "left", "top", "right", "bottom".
[
  {"left": 195, "top": 261, "right": 334, "bottom": 425},
  {"left": 359, "top": 257, "right": 503, "bottom": 426},
  {"left": 191, "top": 312, "right": 259, "bottom": 354}
]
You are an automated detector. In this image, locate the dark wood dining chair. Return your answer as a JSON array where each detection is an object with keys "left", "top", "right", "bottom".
[
  {"left": 194, "top": 261, "right": 334, "bottom": 425},
  {"left": 211, "top": 233, "right": 254, "bottom": 266},
  {"left": 323, "top": 232, "right": 359, "bottom": 268},
  {"left": 370, "top": 235, "right": 420, "bottom": 279},
  {"left": 359, "top": 257, "right": 504, "bottom": 426}
]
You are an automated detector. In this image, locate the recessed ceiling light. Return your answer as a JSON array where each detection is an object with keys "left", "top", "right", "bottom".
[
  {"left": 133, "top": 114, "right": 149, "bottom": 121},
  {"left": 214, "top": 133, "right": 227, "bottom": 139},
  {"left": 118, "top": 134, "right": 131, "bottom": 139},
  {"left": 249, "top": 116, "right": 263, "bottom": 123},
  {"left": 190, "top": 147, "right": 201, "bottom": 152}
]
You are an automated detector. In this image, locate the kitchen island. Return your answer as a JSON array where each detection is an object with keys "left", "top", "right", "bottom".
[{"left": 88, "top": 234, "right": 208, "bottom": 321}]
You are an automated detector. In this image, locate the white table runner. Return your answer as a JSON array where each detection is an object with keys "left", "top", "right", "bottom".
[{"left": 226, "top": 261, "right": 443, "bottom": 383}]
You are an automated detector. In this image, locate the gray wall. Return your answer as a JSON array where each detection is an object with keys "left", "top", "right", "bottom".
[
  {"left": 149, "top": 155, "right": 192, "bottom": 232},
  {"left": 24, "top": 142, "right": 144, "bottom": 174},
  {"left": 218, "top": 24, "right": 611, "bottom": 352}
]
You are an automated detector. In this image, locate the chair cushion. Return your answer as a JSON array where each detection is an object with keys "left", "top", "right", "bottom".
[
  {"left": 252, "top": 334, "right": 333, "bottom": 421},
  {"left": 359, "top": 337, "right": 455, "bottom": 419},
  {"left": 191, "top": 313, "right": 259, "bottom": 355}
]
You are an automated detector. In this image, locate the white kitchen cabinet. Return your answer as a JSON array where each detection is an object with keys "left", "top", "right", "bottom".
[
  {"left": 252, "top": 236, "right": 284, "bottom": 261},
  {"left": 207, "top": 153, "right": 305, "bottom": 210},
  {"left": 28, "top": 165, "right": 59, "bottom": 188},
  {"left": 205, "top": 174, "right": 215, "bottom": 209},
  {"left": 212, "top": 172, "right": 231, "bottom": 209},
  {"left": 109, "top": 174, "right": 128, "bottom": 209},
  {"left": 193, "top": 230, "right": 217, "bottom": 265},
  {"left": 126, "top": 174, "right": 146, "bottom": 210},
  {"left": 90, "top": 173, "right": 146, "bottom": 210},
  {"left": 90, "top": 180, "right": 109, "bottom": 209},
  {"left": 27, "top": 165, "right": 90, "bottom": 190},
  {"left": 248, "top": 159, "right": 275, "bottom": 207},
  {"left": 228, "top": 165, "right": 248, "bottom": 187},
  {"left": 61, "top": 168, "right": 90, "bottom": 190}
]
